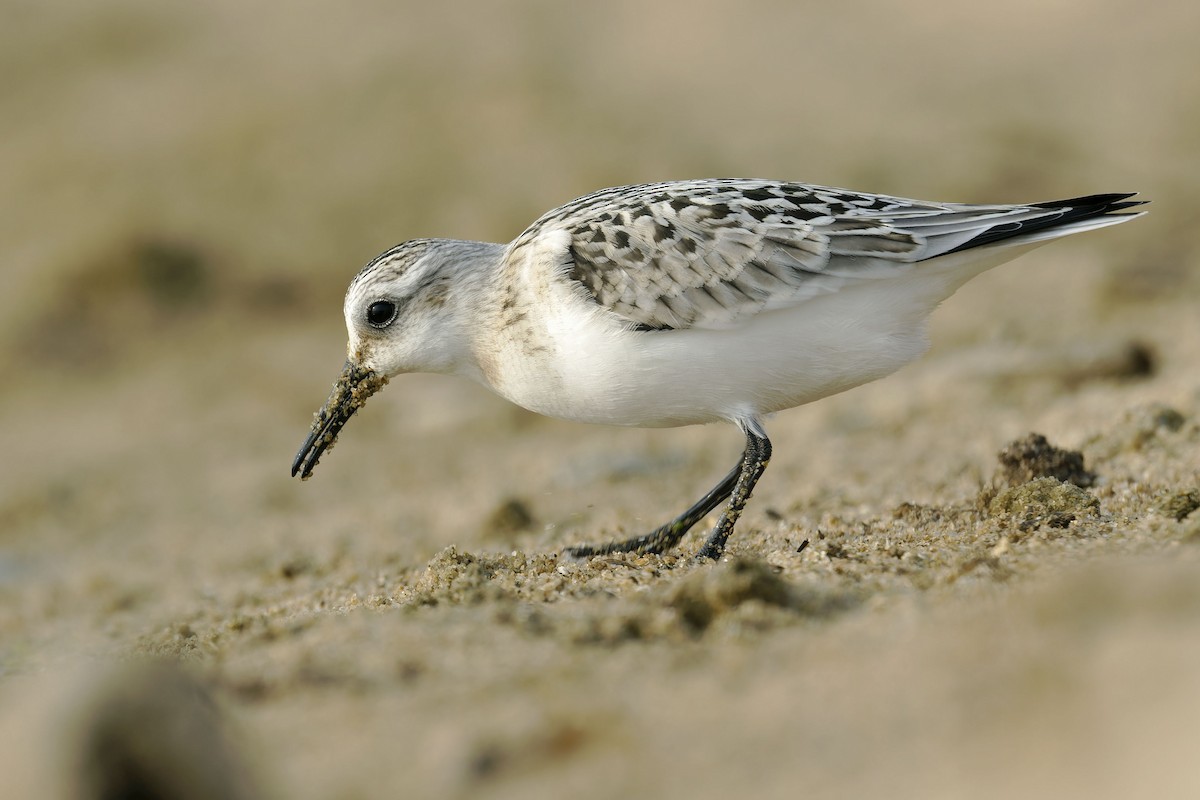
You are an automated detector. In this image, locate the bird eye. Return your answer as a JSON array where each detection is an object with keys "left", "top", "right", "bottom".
[{"left": 366, "top": 300, "right": 397, "bottom": 328}]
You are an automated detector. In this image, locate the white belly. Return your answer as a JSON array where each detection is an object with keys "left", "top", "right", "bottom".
[{"left": 481, "top": 267, "right": 973, "bottom": 428}]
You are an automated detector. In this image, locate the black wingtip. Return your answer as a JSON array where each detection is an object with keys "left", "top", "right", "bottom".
[
  {"left": 1029, "top": 192, "right": 1143, "bottom": 210},
  {"left": 1030, "top": 192, "right": 1149, "bottom": 219},
  {"left": 942, "top": 192, "right": 1146, "bottom": 255}
]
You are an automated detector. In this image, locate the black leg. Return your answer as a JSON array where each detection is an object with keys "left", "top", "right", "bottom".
[
  {"left": 563, "top": 419, "right": 772, "bottom": 560},
  {"left": 563, "top": 457, "right": 743, "bottom": 559},
  {"left": 696, "top": 425, "right": 772, "bottom": 560}
]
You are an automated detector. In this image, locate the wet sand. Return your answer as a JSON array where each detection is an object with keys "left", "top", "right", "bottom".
[{"left": 2, "top": 3, "right": 1199, "bottom": 798}]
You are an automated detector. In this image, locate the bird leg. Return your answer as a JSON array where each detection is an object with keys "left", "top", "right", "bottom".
[
  {"left": 696, "top": 427, "right": 771, "bottom": 560},
  {"left": 564, "top": 461, "right": 740, "bottom": 559},
  {"left": 564, "top": 422, "right": 771, "bottom": 560}
]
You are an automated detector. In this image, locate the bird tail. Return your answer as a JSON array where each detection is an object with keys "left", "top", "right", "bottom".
[{"left": 941, "top": 193, "right": 1146, "bottom": 254}]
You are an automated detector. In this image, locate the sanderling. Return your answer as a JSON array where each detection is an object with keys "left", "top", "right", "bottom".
[{"left": 291, "top": 180, "right": 1144, "bottom": 559}]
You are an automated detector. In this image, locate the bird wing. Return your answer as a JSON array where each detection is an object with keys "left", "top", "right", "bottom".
[{"left": 508, "top": 179, "right": 1140, "bottom": 331}]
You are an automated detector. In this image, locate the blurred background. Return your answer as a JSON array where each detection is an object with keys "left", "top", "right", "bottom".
[{"left": 2, "top": 2, "right": 1198, "bottom": 798}]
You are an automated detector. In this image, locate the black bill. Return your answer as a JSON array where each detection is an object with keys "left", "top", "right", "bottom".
[{"left": 291, "top": 361, "right": 389, "bottom": 479}]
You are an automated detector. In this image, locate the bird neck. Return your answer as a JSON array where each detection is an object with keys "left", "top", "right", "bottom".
[{"left": 419, "top": 240, "right": 506, "bottom": 382}]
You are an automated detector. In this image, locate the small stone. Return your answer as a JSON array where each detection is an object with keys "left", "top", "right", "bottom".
[
  {"left": 75, "top": 662, "right": 257, "bottom": 800},
  {"left": 665, "top": 557, "right": 792, "bottom": 631},
  {"left": 1098, "top": 403, "right": 1188, "bottom": 456},
  {"left": 995, "top": 433, "right": 1096, "bottom": 489},
  {"left": 481, "top": 497, "right": 536, "bottom": 539},
  {"left": 988, "top": 476, "right": 1100, "bottom": 529},
  {"left": 1157, "top": 489, "right": 1200, "bottom": 522}
]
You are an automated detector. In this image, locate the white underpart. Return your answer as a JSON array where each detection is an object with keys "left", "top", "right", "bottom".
[{"left": 488, "top": 240, "right": 1041, "bottom": 427}]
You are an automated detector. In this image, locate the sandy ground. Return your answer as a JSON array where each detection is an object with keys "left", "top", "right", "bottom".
[{"left": 2, "top": 3, "right": 1199, "bottom": 798}]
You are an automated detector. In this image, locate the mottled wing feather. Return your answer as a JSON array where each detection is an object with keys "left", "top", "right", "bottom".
[{"left": 507, "top": 180, "right": 1132, "bottom": 331}]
